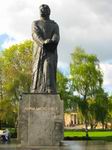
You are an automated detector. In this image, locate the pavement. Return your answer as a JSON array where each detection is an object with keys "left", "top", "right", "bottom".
[{"left": 0, "top": 141, "right": 112, "bottom": 150}]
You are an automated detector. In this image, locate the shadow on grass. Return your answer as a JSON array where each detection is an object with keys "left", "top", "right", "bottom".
[{"left": 64, "top": 136, "right": 112, "bottom": 141}]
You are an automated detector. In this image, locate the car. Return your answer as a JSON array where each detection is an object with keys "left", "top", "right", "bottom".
[{"left": 0, "top": 129, "right": 10, "bottom": 143}]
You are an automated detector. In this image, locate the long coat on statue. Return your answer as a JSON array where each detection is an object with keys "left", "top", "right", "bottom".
[{"left": 31, "top": 19, "right": 60, "bottom": 93}]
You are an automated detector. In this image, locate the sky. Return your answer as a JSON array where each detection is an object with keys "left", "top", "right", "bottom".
[{"left": 0, "top": 0, "right": 112, "bottom": 94}]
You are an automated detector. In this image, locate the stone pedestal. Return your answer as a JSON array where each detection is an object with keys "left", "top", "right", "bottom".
[{"left": 18, "top": 94, "right": 64, "bottom": 146}]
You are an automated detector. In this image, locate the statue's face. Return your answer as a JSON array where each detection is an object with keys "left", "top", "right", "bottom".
[{"left": 40, "top": 4, "right": 50, "bottom": 18}]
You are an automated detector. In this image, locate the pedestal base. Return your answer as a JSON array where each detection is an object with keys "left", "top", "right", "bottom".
[{"left": 18, "top": 94, "right": 64, "bottom": 146}]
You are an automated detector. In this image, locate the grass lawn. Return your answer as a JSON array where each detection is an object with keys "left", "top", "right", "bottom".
[{"left": 64, "top": 130, "right": 112, "bottom": 141}]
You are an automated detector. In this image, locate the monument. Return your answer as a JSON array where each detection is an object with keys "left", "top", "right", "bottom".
[
  {"left": 32, "top": 4, "right": 60, "bottom": 94},
  {"left": 18, "top": 4, "right": 64, "bottom": 147}
]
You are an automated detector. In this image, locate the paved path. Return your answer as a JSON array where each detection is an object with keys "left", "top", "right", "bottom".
[{"left": 0, "top": 141, "right": 112, "bottom": 150}]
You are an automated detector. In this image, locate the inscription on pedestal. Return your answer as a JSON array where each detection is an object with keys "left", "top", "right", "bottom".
[{"left": 18, "top": 94, "right": 63, "bottom": 146}]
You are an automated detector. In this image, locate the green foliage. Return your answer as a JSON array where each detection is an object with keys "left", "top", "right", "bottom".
[
  {"left": 94, "top": 88, "right": 109, "bottom": 126},
  {"left": 70, "top": 47, "right": 104, "bottom": 129},
  {"left": 0, "top": 40, "right": 33, "bottom": 127},
  {"left": 2, "top": 40, "right": 33, "bottom": 98},
  {"left": 108, "top": 96, "right": 112, "bottom": 121},
  {"left": 0, "top": 99, "right": 17, "bottom": 126},
  {"left": 70, "top": 47, "right": 103, "bottom": 98},
  {"left": 57, "top": 70, "right": 75, "bottom": 111}
]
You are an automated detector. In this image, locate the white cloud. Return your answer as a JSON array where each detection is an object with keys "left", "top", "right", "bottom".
[
  {"left": 0, "top": 0, "right": 112, "bottom": 62},
  {"left": 100, "top": 63, "right": 112, "bottom": 93}
]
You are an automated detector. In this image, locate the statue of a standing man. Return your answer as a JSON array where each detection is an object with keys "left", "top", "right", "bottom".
[{"left": 31, "top": 4, "right": 60, "bottom": 93}]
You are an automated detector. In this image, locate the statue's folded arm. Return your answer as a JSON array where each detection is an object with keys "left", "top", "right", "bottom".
[{"left": 32, "top": 21, "right": 44, "bottom": 46}]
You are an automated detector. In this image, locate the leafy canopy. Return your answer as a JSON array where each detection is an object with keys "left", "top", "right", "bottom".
[{"left": 70, "top": 47, "right": 103, "bottom": 99}]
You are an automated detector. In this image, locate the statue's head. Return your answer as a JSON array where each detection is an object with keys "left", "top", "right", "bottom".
[{"left": 39, "top": 4, "right": 51, "bottom": 18}]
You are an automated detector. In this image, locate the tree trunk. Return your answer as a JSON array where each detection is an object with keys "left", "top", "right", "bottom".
[
  {"left": 0, "top": 120, "right": 2, "bottom": 129},
  {"left": 102, "top": 123, "right": 105, "bottom": 129},
  {"left": 85, "top": 119, "right": 89, "bottom": 139},
  {"left": 90, "top": 123, "right": 93, "bottom": 130}
]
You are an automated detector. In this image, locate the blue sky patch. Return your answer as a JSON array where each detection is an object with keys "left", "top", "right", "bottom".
[{"left": 0, "top": 33, "right": 15, "bottom": 50}]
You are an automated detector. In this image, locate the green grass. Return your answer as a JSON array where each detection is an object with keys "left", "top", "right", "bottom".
[
  {"left": 64, "top": 130, "right": 112, "bottom": 141},
  {"left": 64, "top": 131, "right": 86, "bottom": 137}
]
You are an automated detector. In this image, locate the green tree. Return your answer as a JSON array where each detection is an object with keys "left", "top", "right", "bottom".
[
  {"left": 70, "top": 47, "right": 103, "bottom": 132},
  {"left": 94, "top": 89, "right": 108, "bottom": 129},
  {"left": 107, "top": 95, "right": 112, "bottom": 129},
  {"left": 57, "top": 70, "right": 74, "bottom": 111},
  {"left": 0, "top": 56, "right": 3, "bottom": 100},
  {"left": 87, "top": 97, "right": 97, "bottom": 129},
  {"left": 0, "top": 54, "right": 4, "bottom": 128},
  {"left": 2, "top": 40, "right": 32, "bottom": 98},
  {"left": 0, "top": 99, "right": 18, "bottom": 127},
  {"left": 0, "top": 40, "right": 33, "bottom": 127}
]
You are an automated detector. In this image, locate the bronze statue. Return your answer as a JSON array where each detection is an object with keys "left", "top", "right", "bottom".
[{"left": 31, "top": 4, "right": 60, "bottom": 93}]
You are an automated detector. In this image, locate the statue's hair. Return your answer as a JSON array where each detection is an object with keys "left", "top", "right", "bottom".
[{"left": 39, "top": 4, "right": 51, "bottom": 15}]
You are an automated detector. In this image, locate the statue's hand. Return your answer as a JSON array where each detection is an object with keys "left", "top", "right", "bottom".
[
  {"left": 44, "top": 39, "right": 52, "bottom": 44},
  {"left": 43, "top": 39, "right": 57, "bottom": 52}
]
